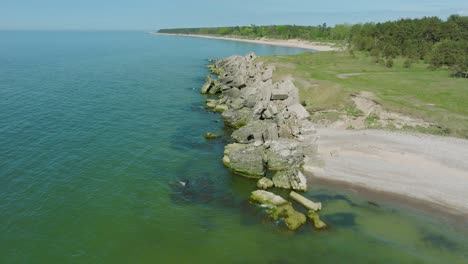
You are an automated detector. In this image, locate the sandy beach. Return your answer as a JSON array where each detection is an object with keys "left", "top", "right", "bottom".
[
  {"left": 152, "top": 32, "right": 341, "bottom": 51},
  {"left": 304, "top": 128, "right": 468, "bottom": 217}
]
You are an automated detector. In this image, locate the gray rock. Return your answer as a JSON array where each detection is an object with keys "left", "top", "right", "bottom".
[
  {"left": 223, "top": 143, "right": 265, "bottom": 178},
  {"left": 245, "top": 52, "right": 257, "bottom": 62},
  {"left": 265, "top": 139, "right": 304, "bottom": 171},
  {"left": 250, "top": 190, "right": 288, "bottom": 206},
  {"left": 222, "top": 108, "right": 252, "bottom": 128},
  {"left": 257, "top": 178, "right": 274, "bottom": 190},
  {"left": 272, "top": 168, "right": 307, "bottom": 191},
  {"left": 299, "top": 120, "right": 317, "bottom": 135},
  {"left": 229, "top": 98, "right": 245, "bottom": 110},
  {"left": 272, "top": 170, "right": 292, "bottom": 189},
  {"left": 231, "top": 120, "right": 278, "bottom": 144},
  {"left": 224, "top": 87, "right": 241, "bottom": 98},
  {"left": 262, "top": 67, "right": 273, "bottom": 82},
  {"left": 271, "top": 88, "right": 289, "bottom": 100},
  {"left": 208, "top": 81, "right": 222, "bottom": 94},
  {"left": 200, "top": 75, "right": 213, "bottom": 94},
  {"left": 288, "top": 103, "right": 310, "bottom": 120},
  {"left": 290, "top": 191, "right": 321, "bottom": 211}
]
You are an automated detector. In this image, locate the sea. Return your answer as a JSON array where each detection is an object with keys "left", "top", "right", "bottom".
[{"left": 0, "top": 31, "right": 467, "bottom": 263}]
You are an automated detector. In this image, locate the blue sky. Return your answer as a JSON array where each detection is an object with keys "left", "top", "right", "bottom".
[{"left": 1, "top": 0, "right": 467, "bottom": 30}]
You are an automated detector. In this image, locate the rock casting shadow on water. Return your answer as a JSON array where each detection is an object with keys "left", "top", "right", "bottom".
[
  {"left": 168, "top": 177, "right": 239, "bottom": 208},
  {"left": 420, "top": 229, "right": 458, "bottom": 251},
  {"left": 309, "top": 193, "right": 357, "bottom": 206},
  {"left": 322, "top": 213, "right": 357, "bottom": 229}
]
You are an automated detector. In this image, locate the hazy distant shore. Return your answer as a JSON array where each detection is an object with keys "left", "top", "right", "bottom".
[{"left": 152, "top": 32, "right": 341, "bottom": 51}]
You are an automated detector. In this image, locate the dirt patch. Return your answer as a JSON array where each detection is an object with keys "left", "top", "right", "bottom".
[
  {"left": 336, "top": 73, "right": 364, "bottom": 79},
  {"left": 313, "top": 92, "right": 432, "bottom": 130}
]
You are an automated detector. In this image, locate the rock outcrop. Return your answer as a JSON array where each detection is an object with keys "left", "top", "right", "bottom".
[
  {"left": 201, "top": 52, "right": 323, "bottom": 231},
  {"left": 202, "top": 52, "right": 318, "bottom": 191}
]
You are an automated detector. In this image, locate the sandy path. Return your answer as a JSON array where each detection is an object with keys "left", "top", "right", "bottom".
[
  {"left": 152, "top": 33, "right": 340, "bottom": 51},
  {"left": 304, "top": 128, "right": 468, "bottom": 215}
]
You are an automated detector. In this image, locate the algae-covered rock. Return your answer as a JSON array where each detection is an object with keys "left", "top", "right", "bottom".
[
  {"left": 213, "top": 104, "right": 228, "bottom": 113},
  {"left": 223, "top": 143, "right": 265, "bottom": 178},
  {"left": 205, "top": 99, "right": 217, "bottom": 109},
  {"left": 204, "top": 132, "right": 219, "bottom": 139},
  {"left": 200, "top": 75, "right": 213, "bottom": 94},
  {"left": 250, "top": 190, "right": 306, "bottom": 230},
  {"left": 308, "top": 210, "right": 327, "bottom": 229},
  {"left": 271, "top": 204, "right": 307, "bottom": 230},
  {"left": 250, "top": 190, "right": 288, "bottom": 206},
  {"left": 208, "top": 80, "right": 222, "bottom": 95},
  {"left": 257, "top": 177, "right": 274, "bottom": 190}
]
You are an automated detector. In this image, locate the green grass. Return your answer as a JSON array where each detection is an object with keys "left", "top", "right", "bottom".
[{"left": 260, "top": 51, "right": 468, "bottom": 138}]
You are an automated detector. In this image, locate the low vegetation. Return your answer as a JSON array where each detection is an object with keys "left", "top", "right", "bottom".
[{"left": 260, "top": 51, "right": 468, "bottom": 138}]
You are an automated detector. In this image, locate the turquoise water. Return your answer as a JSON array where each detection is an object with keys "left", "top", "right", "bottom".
[{"left": 0, "top": 31, "right": 467, "bottom": 263}]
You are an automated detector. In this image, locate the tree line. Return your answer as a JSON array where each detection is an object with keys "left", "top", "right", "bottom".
[{"left": 159, "top": 15, "right": 468, "bottom": 77}]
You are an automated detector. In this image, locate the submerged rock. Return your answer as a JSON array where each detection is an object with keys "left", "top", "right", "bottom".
[
  {"left": 308, "top": 210, "right": 327, "bottom": 230},
  {"left": 250, "top": 190, "right": 306, "bottom": 230},
  {"left": 204, "top": 132, "right": 219, "bottom": 139}
]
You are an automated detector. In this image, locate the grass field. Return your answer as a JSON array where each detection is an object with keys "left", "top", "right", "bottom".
[{"left": 260, "top": 51, "right": 468, "bottom": 138}]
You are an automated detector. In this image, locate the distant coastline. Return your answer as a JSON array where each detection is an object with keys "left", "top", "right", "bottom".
[{"left": 151, "top": 32, "right": 342, "bottom": 52}]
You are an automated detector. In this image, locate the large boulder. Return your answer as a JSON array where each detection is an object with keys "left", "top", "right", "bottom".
[
  {"left": 265, "top": 139, "right": 304, "bottom": 171},
  {"left": 271, "top": 88, "right": 288, "bottom": 100},
  {"left": 272, "top": 168, "right": 307, "bottom": 191},
  {"left": 222, "top": 108, "right": 252, "bottom": 128},
  {"left": 231, "top": 120, "right": 278, "bottom": 144},
  {"left": 223, "top": 143, "right": 265, "bottom": 178}
]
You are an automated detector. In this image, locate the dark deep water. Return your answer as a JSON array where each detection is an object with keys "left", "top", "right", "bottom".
[{"left": 0, "top": 31, "right": 467, "bottom": 263}]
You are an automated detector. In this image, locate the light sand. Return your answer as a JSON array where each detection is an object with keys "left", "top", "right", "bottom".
[
  {"left": 152, "top": 32, "right": 341, "bottom": 51},
  {"left": 304, "top": 128, "right": 468, "bottom": 216}
]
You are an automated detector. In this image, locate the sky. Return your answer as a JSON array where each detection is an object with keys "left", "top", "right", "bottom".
[{"left": 1, "top": 0, "right": 467, "bottom": 30}]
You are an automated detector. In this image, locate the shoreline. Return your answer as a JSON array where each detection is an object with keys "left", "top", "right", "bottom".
[
  {"left": 304, "top": 127, "right": 468, "bottom": 218},
  {"left": 152, "top": 32, "right": 341, "bottom": 51},
  {"left": 199, "top": 50, "right": 467, "bottom": 227},
  {"left": 307, "top": 173, "right": 468, "bottom": 228}
]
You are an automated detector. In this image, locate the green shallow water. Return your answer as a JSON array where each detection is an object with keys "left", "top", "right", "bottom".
[{"left": 0, "top": 31, "right": 467, "bottom": 263}]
